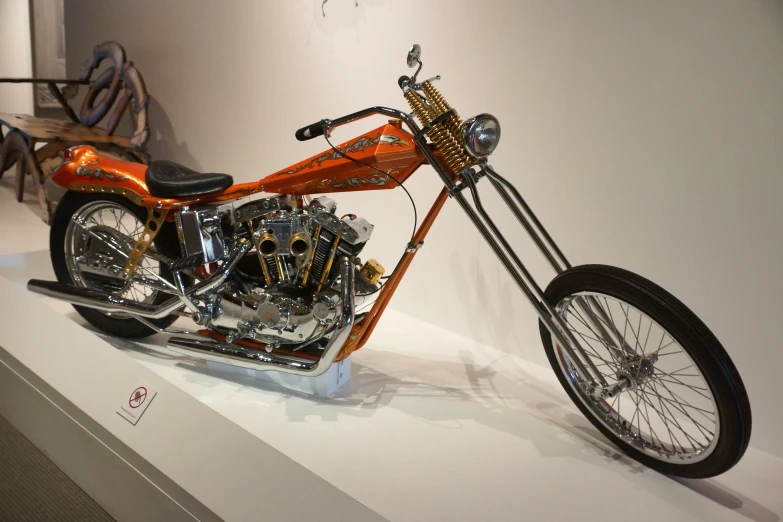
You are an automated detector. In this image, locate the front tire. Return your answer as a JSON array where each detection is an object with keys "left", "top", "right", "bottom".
[
  {"left": 539, "top": 264, "right": 751, "bottom": 478},
  {"left": 50, "top": 191, "right": 181, "bottom": 338}
]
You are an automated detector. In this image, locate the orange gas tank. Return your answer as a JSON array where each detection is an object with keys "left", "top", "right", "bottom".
[{"left": 261, "top": 121, "right": 426, "bottom": 195}]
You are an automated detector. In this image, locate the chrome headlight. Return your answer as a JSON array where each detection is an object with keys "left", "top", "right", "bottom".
[{"left": 463, "top": 114, "right": 501, "bottom": 158}]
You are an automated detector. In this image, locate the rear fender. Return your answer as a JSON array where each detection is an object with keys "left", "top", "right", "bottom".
[{"left": 51, "top": 145, "right": 151, "bottom": 206}]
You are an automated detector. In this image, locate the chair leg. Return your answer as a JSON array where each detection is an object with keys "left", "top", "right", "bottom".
[
  {"left": 14, "top": 159, "right": 27, "bottom": 203},
  {"left": 0, "top": 129, "right": 20, "bottom": 182},
  {"left": 0, "top": 128, "right": 4, "bottom": 181},
  {"left": 16, "top": 141, "right": 53, "bottom": 223},
  {"left": 30, "top": 159, "right": 53, "bottom": 224},
  {"left": 0, "top": 130, "right": 54, "bottom": 223},
  {"left": 4, "top": 131, "right": 53, "bottom": 223},
  {"left": 0, "top": 130, "right": 29, "bottom": 199}
]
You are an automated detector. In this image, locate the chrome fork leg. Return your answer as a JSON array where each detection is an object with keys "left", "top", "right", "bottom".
[
  {"left": 484, "top": 166, "right": 637, "bottom": 365},
  {"left": 454, "top": 173, "right": 606, "bottom": 386},
  {"left": 484, "top": 167, "right": 571, "bottom": 274}
]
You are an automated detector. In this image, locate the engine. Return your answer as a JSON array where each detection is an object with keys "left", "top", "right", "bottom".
[
  {"left": 241, "top": 196, "right": 373, "bottom": 291},
  {"left": 180, "top": 195, "right": 381, "bottom": 349}
]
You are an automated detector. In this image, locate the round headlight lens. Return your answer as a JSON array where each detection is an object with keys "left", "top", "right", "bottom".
[{"left": 463, "top": 114, "right": 501, "bottom": 158}]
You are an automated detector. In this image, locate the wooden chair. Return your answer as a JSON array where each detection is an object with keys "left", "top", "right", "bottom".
[{"left": 0, "top": 41, "right": 150, "bottom": 223}]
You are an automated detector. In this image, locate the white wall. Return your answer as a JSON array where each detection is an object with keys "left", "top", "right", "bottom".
[
  {"left": 0, "top": 0, "right": 33, "bottom": 114},
  {"left": 64, "top": 0, "right": 783, "bottom": 458}
]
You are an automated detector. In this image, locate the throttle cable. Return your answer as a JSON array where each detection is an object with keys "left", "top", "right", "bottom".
[{"left": 322, "top": 132, "right": 418, "bottom": 244}]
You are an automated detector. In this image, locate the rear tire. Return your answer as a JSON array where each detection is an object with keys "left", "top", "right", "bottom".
[
  {"left": 539, "top": 264, "right": 751, "bottom": 478},
  {"left": 50, "top": 191, "right": 181, "bottom": 338}
]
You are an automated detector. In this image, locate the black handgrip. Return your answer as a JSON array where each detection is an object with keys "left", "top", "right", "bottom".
[{"left": 295, "top": 120, "right": 326, "bottom": 141}]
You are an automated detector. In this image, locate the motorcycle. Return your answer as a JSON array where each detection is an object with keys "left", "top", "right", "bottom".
[{"left": 29, "top": 44, "right": 750, "bottom": 478}]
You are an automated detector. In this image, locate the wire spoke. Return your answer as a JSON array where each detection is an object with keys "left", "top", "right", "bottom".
[
  {"left": 567, "top": 330, "right": 618, "bottom": 367},
  {"left": 116, "top": 210, "right": 133, "bottom": 236},
  {"left": 67, "top": 202, "right": 164, "bottom": 316},
  {"left": 586, "top": 296, "right": 627, "bottom": 343},
  {"left": 647, "top": 380, "right": 711, "bottom": 445},
  {"left": 652, "top": 339, "right": 678, "bottom": 357},
  {"left": 667, "top": 364, "right": 695, "bottom": 375},
  {"left": 642, "top": 386, "right": 715, "bottom": 421},
  {"left": 647, "top": 382, "right": 709, "bottom": 446},
  {"left": 557, "top": 292, "right": 717, "bottom": 462},
  {"left": 627, "top": 390, "right": 641, "bottom": 433},
  {"left": 570, "top": 306, "right": 618, "bottom": 355},
  {"left": 620, "top": 302, "right": 644, "bottom": 357},
  {"left": 641, "top": 319, "right": 653, "bottom": 356},
  {"left": 655, "top": 377, "right": 709, "bottom": 393},
  {"left": 569, "top": 305, "right": 623, "bottom": 367},
  {"left": 637, "top": 392, "right": 666, "bottom": 454},
  {"left": 567, "top": 327, "right": 612, "bottom": 348},
  {"left": 639, "top": 385, "right": 691, "bottom": 452},
  {"left": 649, "top": 380, "right": 715, "bottom": 435},
  {"left": 653, "top": 371, "right": 712, "bottom": 401}
]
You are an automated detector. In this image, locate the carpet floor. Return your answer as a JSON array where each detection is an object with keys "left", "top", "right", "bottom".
[{"left": 0, "top": 413, "right": 114, "bottom": 522}]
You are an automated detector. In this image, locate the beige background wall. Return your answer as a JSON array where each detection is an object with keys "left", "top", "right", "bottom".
[
  {"left": 64, "top": 0, "right": 783, "bottom": 457},
  {"left": 0, "top": 0, "right": 33, "bottom": 114}
]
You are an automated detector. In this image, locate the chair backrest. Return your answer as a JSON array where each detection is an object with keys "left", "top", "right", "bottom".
[
  {"left": 114, "top": 63, "right": 150, "bottom": 148},
  {"left": 78, "top": 41, "right": 126, "bottom": 127},
  {"left": 76, "top": 41, "right": 150, "bottom": 149}
]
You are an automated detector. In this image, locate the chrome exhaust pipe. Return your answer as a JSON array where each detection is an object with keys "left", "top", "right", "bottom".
[
  {"left": 27, "top": 279, "right": 183, "bottom": 319},
  {"left": 166, "top": 256, "right": 356, "bottom": 376},
  {"left": 189, "top": 237, "right": 251, "bottom": 295},
  {"left": 27, "top": 238, "right": 252, "bottom": 319}
]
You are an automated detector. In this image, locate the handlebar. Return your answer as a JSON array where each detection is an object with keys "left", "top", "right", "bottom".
[
  {"left": 294, "top": 107, "right": 422, "bottom": 143},
  {"left": 295, "top": 120, "right": 327, "bottom": 141}
]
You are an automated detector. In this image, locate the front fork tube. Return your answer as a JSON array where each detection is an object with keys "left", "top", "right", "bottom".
[
  {"left": 485, "top": 167, "right": 637, "bottom": 368},
  {"left": 450, "top": 172, "right": 607, "bottom": 386}
]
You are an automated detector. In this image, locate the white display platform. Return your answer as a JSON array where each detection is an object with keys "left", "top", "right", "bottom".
[
  {"left": 2, "top": 249, "right": 782, "bottom": 522},
  {"left": 206, "top": 356, "right": 351, "bottom": 397}
]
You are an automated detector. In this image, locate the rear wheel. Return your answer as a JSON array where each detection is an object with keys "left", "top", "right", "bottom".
[
  {"left": 539, "top": 264, "right": 751, "bottom": 478},
  {"left": 50, "top": 191, "right": 181, "bottom": 337}
]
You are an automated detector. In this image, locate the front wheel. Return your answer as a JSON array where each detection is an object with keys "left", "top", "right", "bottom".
[{"left": 539, "top": 264, "right": 751, "bottom": 478}]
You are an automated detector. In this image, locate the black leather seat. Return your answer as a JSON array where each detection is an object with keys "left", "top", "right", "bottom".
[{"left": 145, "top": 160, "right": 233, "bottom": 198}]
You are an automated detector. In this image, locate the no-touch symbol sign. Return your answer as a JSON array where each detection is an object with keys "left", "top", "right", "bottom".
[
  {"left": 118, "top": 382, "right": 157, "bottom": 426},
  {"left": 129, "top": 386, "right": 147, "bottom": 409}
]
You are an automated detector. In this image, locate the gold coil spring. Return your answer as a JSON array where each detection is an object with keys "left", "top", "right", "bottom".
[
  {"left": 421, "top": 82, "right": 466, "bottom": 150},
  {"left": 405, "top": 89, "right": 471, "bottom": 174}
]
